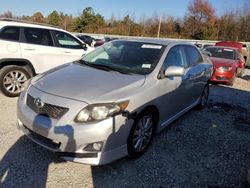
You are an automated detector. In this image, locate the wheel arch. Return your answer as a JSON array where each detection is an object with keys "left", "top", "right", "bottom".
[
  {"left": 136, "top": 105, "right": 160, "bottom": 127},
  {"left": 0, "top": 58, "right": 36, "bottom": 76}
]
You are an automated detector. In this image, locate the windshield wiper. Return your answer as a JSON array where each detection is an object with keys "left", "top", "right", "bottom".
[
  {"left": 97, "top": 64, "right": 134, "bottom": 75},
  {"left": 79, "top": 60, "right": 133, "bottom": 74},
  {"left": 78, "top": 60, "right": 111, "bottom": 71}
]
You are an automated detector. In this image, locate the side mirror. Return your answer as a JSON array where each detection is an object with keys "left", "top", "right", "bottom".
[
  {"left": 82, "top": 43, "right": 87, "bottom": 51},
  {"left": 164, "top": 66, "right": 185, "bottom": 77}
]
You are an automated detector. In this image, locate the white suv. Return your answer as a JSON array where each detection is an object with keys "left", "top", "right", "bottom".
[{"left": 0, "top": 19, "right": 94, "bottom": 97}]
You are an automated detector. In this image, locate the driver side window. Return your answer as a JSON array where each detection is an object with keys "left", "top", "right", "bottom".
[{"left": 163, "top": 46, "right": 188, "bottom": 70}]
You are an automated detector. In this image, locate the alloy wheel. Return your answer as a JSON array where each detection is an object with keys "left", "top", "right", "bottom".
[
  {"left": 132, "top": 115, "right": 153, "bottom": 152},
  {"left": 3, "top": 70, "right": 28, "bottom": 94}
]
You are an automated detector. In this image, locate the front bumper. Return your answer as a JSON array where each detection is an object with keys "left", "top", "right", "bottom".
[
  {"left": 17, "top": 86, "right": 134, "bottom": 165},
  {"left": 210, "top": 68, "right": 234, "bottom": 83}
]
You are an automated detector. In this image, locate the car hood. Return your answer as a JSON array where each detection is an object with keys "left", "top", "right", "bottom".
[
  {"left": 210, "top": 57, "right": 235, "bottom": 68},
  {"left": 31, "top": 63, "right": 146, "bottom": 103}
]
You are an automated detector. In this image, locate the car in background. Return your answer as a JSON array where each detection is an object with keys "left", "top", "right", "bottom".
[
  {"left": 242, "top": 43, "right": 250, "bottom": 67},
  {"left": 76, "top": 34, "right": 95, "bottom": 47},
  {"left": 0, "top": 18, "right": 93, "bottom": 97},
  {"left": 94, "top": 38, "right": 105, "bottom": 47},
  {"left": 215, "top": 41, "right": 249, "bottom": 67},
  {"left": 204, "top": 46, "right": 245, "bottom": 86},
  {"left": 194, "top": 43, "right": 214, "bottom": 50},
  {"left": 93, "top": 37, "right": 120, "bottom": 47},
  {"left": 17, "top": 39, "right": 212, "bottom": 165},
  {"left": 202, "top": 44, "right": 214, "bottom": 50}
]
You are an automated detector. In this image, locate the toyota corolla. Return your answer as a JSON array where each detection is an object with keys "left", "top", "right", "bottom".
[{"left": 17, "top": 39, "right": 212, "bottom": 165}]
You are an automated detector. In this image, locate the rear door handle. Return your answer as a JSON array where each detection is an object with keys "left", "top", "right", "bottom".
[
  {"left": 63, "top": 51, "right": 71, "bottom": 54},
  {"left": 24, "top": 48, "right": 35, "bottom": 51}
]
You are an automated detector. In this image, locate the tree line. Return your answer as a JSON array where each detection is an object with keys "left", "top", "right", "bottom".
[{"left": 1, "top": 0, "right": 250, "bottom": 42}]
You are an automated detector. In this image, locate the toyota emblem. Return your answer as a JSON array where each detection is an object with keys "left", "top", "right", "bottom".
[{"left": 34, "top": 98, "right": 44, "bottom": 108}]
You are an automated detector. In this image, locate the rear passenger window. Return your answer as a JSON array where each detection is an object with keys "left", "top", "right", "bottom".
[
  {"left": 54, "top": 31, "right": 82, "bottom": 49},
  {"left": 0, "top": 26, "right": 20, "bottom": 41},
  {"left": 185, "top": 46, "right": 203, "bottom": 66},
  {"left": 24, "top": 28, "right": 53, "bottom": 46}
]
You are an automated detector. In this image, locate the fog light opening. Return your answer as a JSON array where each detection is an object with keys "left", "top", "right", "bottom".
[{"left": 83, "top": 141, "right": 103, "bottom": 152}]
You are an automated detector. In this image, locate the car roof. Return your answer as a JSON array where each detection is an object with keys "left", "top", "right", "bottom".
[
  {"left": 0, "top": 19, "right": 65, "bottom": 32},
  {"left": 116, "top": 38, "right": 194, "bottom": 46},
  {"left": 205, "top": 46, "right": 238, "bottom": 51}
]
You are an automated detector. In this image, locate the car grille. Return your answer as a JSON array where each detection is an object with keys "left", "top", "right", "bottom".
[{"left": 26, "top": 94, "right": 69, "bottom": 119}]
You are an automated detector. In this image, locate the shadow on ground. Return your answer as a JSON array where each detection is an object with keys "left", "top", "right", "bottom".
[{"left": 0, "top": 136, "right": 63, "bottom": 188}]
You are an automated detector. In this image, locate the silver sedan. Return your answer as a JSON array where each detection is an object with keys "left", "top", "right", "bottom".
[{"left": 17, "top": 39, "right": 213, "bottom": 165}]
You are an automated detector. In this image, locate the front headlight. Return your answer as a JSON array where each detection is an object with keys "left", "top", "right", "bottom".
[
  {"left": 75, "top": 101, "right": 129, "bottom": 122},
  {"left": 217, "top": 66, "right": 232, "bottom": 72}
]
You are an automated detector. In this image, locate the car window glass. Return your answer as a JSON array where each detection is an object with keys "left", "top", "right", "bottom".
[
  {"left": 82, "top": 41, "right": 164, "bottom": 75},
  {"left": 205, "top": 47, "right": 235, "bottom": 60},
  {"left": 163, "top": 46, "right": 188, "bottom": 69},
  {"left": 0, "top": 26, "right": 20, "bottom": 41},
  {"left": 185, "top": 46, "right": 203, "bottom": 66},
  {"left": 24, "top": 28, "right": 53, "bottom": 46},
  {"left": 55, "top": 31, "right": 82, "bottom": 49}
]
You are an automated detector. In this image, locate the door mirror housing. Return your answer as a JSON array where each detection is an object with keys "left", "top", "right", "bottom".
[
  {"left": 164, "top": 66, "right": 185, "bottom": 77},
  {"left": 82, "top": 43, "right": 87, "bottom": 51}
]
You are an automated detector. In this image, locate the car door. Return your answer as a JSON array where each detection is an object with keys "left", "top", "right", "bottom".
[
  {"left": 52, "top": 31, "right": 87, "bottom": 63},
  {"left": 184, "top": 45, "right": 207, "bottom": 104},
  {"left": 157, "top": 45, "right": 193, "bottom": 121},
  {"left": 20, "top": 27, "right": 62, "bottom": 73}
]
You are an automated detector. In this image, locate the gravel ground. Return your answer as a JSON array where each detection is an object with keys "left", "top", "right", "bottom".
[{"left": 0, "top": 69, "right": 250, "bottom": 188}]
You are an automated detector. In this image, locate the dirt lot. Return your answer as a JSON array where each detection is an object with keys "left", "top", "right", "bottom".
[{"left": 0, "top": 70, "right": 250, "bottom": 188}]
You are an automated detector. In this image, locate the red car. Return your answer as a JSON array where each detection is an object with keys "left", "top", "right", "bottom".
[
  {"left": 204, "top": 46, "right": 245, "bottom": 86},
  {"left": 216, "top": 41, "right": 249, "bottom": 67}
]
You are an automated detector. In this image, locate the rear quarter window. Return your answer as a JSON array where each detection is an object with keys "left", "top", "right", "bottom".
[{"left": 0, "top": 26, "right": 20, "bottom": 41}]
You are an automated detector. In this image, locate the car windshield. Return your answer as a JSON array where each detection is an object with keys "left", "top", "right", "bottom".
[
  {"left": 79, "top": 40, "right": 165, "bottom": 75},
  {"left": 205, "top": 47, "right": 235, "bottom": 60}
]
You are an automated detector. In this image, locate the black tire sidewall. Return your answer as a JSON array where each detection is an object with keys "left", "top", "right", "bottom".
[
  {"left": 198, "top": 84, "right": 209, "bottom": 109},
  {"left": 0, "top": 66, "right": 31, "bottom": 97}
]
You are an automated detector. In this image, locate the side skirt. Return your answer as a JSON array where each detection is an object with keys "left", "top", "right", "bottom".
[{"left": 158, "top": 99, "right": 200, "bottom": 132}]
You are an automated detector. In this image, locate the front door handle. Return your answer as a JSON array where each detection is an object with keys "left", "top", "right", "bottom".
[{"left": 24, "top": 48, "right": 35, "bottom": 51}]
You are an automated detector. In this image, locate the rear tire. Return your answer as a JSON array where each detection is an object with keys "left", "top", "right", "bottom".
[
  {"left": 0, "top": 65, "right": 31, "bottom": 97},
  {"left": 127, "top": 111, "right": 155, "bottom": 158},
  {"left": 197, "top": 84, "right": 209, "bottom": 109}
]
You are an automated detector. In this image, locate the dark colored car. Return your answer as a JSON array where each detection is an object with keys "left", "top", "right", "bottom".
[
  {"left": 77, "top": 35, "right": 94, "bottom": 46},
  {"left": 94, "top": 38, "right": 105, "bottom": 47},
  {"left": 204, "top": 46, "right": 245, "bottom": 86}
]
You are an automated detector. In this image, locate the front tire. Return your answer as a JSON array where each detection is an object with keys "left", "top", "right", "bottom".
[
  {"left": 127, "top": 111, "right": 155, "bottom": 158},
  {"left": 0, "top": 65, "right": 31, "bottom": 97}
]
